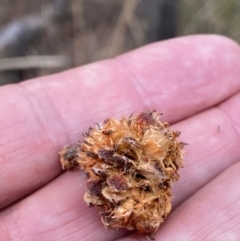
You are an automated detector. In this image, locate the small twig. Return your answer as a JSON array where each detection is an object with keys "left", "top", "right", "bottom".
[
  {"left": 128, "top": 14, "right": 146, "bottom": 46},
  {"left": 182, "top": 1, "right": 214, "bottom": 34},
  {"left": 108, "top": 0, "right": 139, "bottom": 57},
  {"left": 0, "top": 55, "right": 71, "bottom": 71},
  {"left": 71, "top": 0, "right": 86, "bottom": 66}
]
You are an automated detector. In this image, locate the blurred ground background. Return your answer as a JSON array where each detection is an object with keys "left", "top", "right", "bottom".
[{"left": 0, "top": 0, "right": 239, "bottom": 85}]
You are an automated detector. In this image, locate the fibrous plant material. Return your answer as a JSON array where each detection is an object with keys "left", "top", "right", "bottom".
[{"left": 60, "top": 110, "right": 185, "bottom": 239}]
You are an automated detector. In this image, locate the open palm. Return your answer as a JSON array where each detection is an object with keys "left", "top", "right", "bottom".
[{"left": 1, "top": 35, "right": 240, "bottom": 241}]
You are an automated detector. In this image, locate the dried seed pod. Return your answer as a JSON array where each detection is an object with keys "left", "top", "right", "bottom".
[{"left": 59, "top": 110, "right": 185, "bottom": 239}]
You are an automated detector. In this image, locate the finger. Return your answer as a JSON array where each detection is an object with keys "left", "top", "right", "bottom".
[
  {"left": 115, "top": 161, "right": 240, "bottom": 241},
  {"left": 171, "top": 94, "right": 240, "bottom": 207},
  {"left": 1, "top": 35, "right": 240, "bottom": 209},
  {"left": 0, "top": 172, "right": 130, "bottom": 241},
  {"left": 2, "top": 151, "right": 239, "bottom": 241},
  {"left": 219, "top": 91, "right": 240, "bottom": 134},
  {"left": 1, "top": 93, "right": 240, "bottom": 241},
  {"left": 116, "top": 34, "right": 240, "bottom": 122},
  {"left": 158, "top": 162, "right": 240, "bottom": 240}
]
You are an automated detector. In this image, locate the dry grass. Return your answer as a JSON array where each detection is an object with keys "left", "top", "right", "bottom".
[
  {"left": 178, "top": 0, "right": 240, "bottom": 41},
  {"left": 0, "top": 0, "right": 240, "bottom": 84}
]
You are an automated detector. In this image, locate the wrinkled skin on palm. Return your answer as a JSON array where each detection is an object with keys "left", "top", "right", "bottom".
[{"left": 60, "top": 110, "right": 184, "bottom": 239}]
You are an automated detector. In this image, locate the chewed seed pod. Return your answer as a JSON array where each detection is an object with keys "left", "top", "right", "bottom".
[{"left": 59, "top": 110, "right": 185, "bottom": 239}]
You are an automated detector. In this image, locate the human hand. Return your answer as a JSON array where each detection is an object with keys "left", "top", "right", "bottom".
[{"left": 1, "top": 35, "right": 240, "bottom": 241}]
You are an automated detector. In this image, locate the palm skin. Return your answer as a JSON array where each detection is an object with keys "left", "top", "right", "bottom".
[{"left": 0, "top": 35, "right": 240, "bottom": 241}]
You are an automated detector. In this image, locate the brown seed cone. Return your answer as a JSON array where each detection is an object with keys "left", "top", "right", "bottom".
[{"left": 59, "top": 110, "right": 184, "bottom": 237}]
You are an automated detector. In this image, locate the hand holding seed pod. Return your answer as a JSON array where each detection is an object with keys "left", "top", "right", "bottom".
[{"left": 60, "top": 110, "right": 185, "bottom": 239}]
